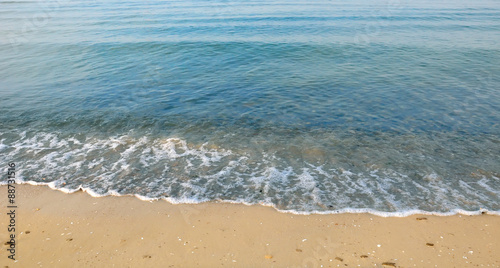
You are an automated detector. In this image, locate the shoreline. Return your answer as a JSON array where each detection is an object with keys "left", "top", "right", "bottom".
[
  {"left": 1, "top": 184, "right": 499, "bottom": 267},
  {"left": 7, "top": 181, "right": 499, "bottom": 217}
]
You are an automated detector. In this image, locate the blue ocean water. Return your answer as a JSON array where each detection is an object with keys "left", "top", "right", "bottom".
[{"left": 1, "top": 0, "right": 499, "bottom": 215}]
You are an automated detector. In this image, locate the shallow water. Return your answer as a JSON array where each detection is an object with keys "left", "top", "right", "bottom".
[{"left": 1, "top": 0, "right": 499, "bottom": 215}]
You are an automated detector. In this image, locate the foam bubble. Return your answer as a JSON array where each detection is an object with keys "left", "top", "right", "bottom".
[{"left": 1, "top": 130, "right": 499, "bottom": 216}]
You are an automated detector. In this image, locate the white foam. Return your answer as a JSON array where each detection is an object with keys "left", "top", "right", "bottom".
[
  {"left": 0, "top": 143, "right": 8, "bottom": 151},
  {"left": 296, "top": 168, "right": 317, "bottom": 190},
  {"left": 2, "top": 131, "right": 499, "bottom": 217}
]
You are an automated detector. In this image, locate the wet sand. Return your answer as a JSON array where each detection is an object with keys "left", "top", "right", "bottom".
[{"left": 1, "top": 184, "right": 499, "bottom": 267}]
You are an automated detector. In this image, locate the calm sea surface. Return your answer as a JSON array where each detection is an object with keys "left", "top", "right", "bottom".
[{"left": 1, "top": 0, "right": 499, "bottom": 215}]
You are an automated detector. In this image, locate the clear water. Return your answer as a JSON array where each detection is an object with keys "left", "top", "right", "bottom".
[{"left": 1, "top": 0, "right": 499, "bottom": 215}]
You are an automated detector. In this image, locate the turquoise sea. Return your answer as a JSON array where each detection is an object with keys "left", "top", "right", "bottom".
[{"left": 1, "top": 0, "right": 499, "bottom": 215}]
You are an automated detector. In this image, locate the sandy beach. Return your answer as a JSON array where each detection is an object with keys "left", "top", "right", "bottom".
[{"left": 0, "top": 184, "right": 499, "bottom": 267}]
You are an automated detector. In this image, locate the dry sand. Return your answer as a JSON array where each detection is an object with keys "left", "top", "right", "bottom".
[{"left": 0, "top": 184, "right": 498, "bottom": 267}]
